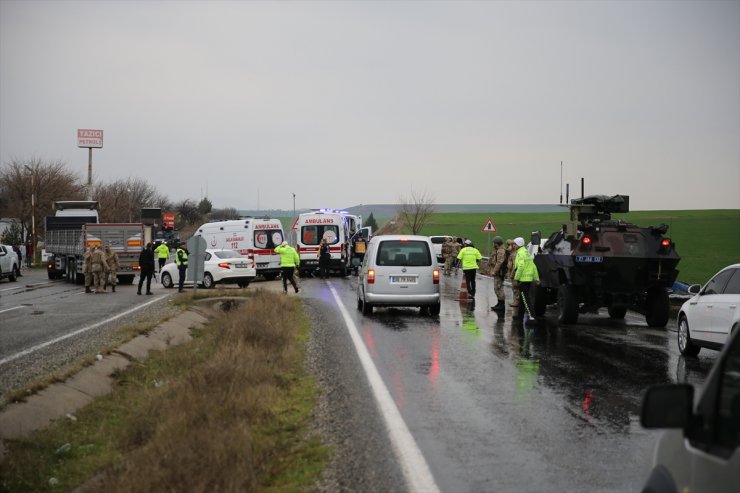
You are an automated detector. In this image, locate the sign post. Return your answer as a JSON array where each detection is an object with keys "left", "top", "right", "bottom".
[
  {"left": 77, "top": 129, "right": 104, "bottom": 200},
  {"left": 187, "top": 236, "right": 207, "bottom": 294},
  {"left": 481, "top": 218, "right": 497, "bottom": 256}
]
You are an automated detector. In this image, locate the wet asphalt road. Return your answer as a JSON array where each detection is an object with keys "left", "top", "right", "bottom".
[
  {"left": 301, "top": 271, "right": 718, "bottom": 493},
  {"left": 1, "top": 268, "right": 720, "bottom": 492}
]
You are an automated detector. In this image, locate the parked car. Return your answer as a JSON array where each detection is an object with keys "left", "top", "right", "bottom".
[
  {"left": 677, "top": 264, "right": 740, "bottom": 356},
  {"left": 640, "top": 325, "right": 740, "bottom": 493},
  {"left": 160, "top": 249, "right": 256, "bottom": 289},
  {"left": 357, "top": 235, "right": 441, "bottom": 315},
  {"left": 0, "top": 243, "right": 20, "bottom": 282}
]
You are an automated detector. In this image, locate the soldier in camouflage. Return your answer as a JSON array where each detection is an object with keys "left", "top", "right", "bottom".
[{"left": 489, "top": 236, "right": 508, "bottom": 311}]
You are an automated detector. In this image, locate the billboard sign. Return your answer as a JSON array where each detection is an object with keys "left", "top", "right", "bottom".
[
  {"left": 163, "top": 212, "right": 176, "bottom": 229},
  {"left": 77, "top": 129, "right": 104, "bottom": 148}
]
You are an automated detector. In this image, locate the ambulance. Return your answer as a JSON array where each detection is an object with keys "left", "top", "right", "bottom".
[
  {"left": 194, "top": 217, "right": 285, "bottom": 280},
  {"left": 296, "top": 210, "right": 369, "bottom": 277}
]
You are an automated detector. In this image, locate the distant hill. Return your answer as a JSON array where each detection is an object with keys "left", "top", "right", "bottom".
[{"left": 238, "top": 203, "right": 563, "bottom": 218}]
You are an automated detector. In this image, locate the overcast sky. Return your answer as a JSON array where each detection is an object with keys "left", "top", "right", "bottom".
[{"left": 1, "top": 0, "right": 738, "bottom": 211}]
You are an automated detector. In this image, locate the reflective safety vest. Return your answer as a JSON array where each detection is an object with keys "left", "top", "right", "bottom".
[
  {"left": 514, "top": 246, "right": 539, "bottom": 282},
  {"left": 176, "top": 248, "right": 188, "bottom": 266},
  {"left": 154, "top": 243, "right": 170, "bottom": 259},
  {"left": 457, "top": 246, "right": 482, "bottom": 270},
  {"left": 275, "top": 244, "right": 299, "bottom": 268}
]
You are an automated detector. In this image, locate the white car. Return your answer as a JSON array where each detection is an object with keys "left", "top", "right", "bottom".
[
  {"left": 677, "top": 263, "right": 740, "bottom": 356},
  {"left": 160, "top": 249, "right": 256, "bottom": 289},
  {"left": 0, "top": 243, "right": 20, "bottom": 282}
]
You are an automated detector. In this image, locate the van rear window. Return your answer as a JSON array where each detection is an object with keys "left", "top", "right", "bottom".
[
  {"left": 376, "top": 240, "right": 432, "bottom": 266},
  {"left": 254, "top": 230, "right": 283, "bottom": 249},
  {"left": 302, "top": 225, "right": 339, "bottom": 245}
]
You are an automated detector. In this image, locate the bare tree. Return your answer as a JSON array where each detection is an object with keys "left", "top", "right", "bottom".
[
  {"left": 93, "top": 177, "right": 170, "bottom": 223},
  {"left": 0, "top": 158, "right": 85, "bottom": 239},
  {"left": 174, "top": 199, "right": 202, "bottom": 226},
  {"left": 397, "top": 188, "right": 436, "bottom": 235}
]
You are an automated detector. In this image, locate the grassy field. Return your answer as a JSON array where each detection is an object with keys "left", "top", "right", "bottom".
[{"left": 414, "top": 210, "right": 740, "bottom": 285}]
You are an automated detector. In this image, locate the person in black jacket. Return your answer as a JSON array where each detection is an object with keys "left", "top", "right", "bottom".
[{"left": 137, "top": 242, "right": 155, "bottom": 295}]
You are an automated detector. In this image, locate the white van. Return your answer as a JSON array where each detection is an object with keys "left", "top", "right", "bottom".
[
  {"left": 194, "top": 217, "right": 285, "bottom": 280},
  {"left": 357, "top": 235, "right": 441, "bottom": 315}
]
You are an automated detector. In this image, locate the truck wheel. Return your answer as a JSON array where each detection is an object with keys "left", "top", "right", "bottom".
[
  {"left": 645, "top": 287, "right": 669, "bottom": 327},
  {"left": 677, "top": 315, "right": 700, "bottom": 356},
  {"left": 557, "top": 285, "right": 579, "bottom": 324},
  {"left": 608, "top": 306, "right": 627, "bottom": 319},
  {"left": 161, "top": 272, "right": 173, "bottom": 288},
  {"left": 75, "top": 271, "right": 85, "bottom": 285},
  {"left": 118, "top": 275, "right": 135, "bottom": 285},
  {"left": 48, "top": 269, "right": 56, "bottom": 280},
  {"left": 8, "top": 266, "right": 17, "bottom": 282},
  {"left": 203, "top": 273, "right": 215, "bottom": 289},
  {"left": 533, "top": 285, "right": 547, "bottom": 317},
  {"left": 262, "top": 273, "right": 278, "bottom": 281}
]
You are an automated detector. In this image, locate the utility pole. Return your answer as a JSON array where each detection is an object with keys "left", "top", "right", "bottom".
[
  {"left": 292, "top": 193, "right": 296, "bottom": 245},
  {"left": 23, "top": 165, "right": 36, "bottom": 266}
]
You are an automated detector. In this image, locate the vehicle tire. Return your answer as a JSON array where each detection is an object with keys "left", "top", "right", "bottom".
[
  {"left": 677, "top": 315, "right": 701, "bottom": 357},
  {"left": 118, "top": 275, "right": 135, "bottom": 285},
  {"left": 48, "top": 269, "right": 55, "bottom": 280},
  {"left": 608, "top": 305, "right": 627, "bottom": 319},
  {"left": 262, "top": 272, "right": 278, "bottom": 281},
  {"left": 203, "top": 272, "right": 215, "bottom": 289},
  {"left": 557, "top": 284, "right": 579, "bottom": 324},
  {"left": 341, "top": 266, "right": 348, "bottom": 277},
  {"left": 161, "top": 272, "right": 173, "bottom": 289},
  {"left": 237, "top": 280, "right": 251, "bottom": 288},
  {"left": 361, "top": 297, "right": 373, "bottom": 315},
  {"left": 533, "top": 285, "right": 547, "bottom": 317},
  {"left": 645, "top": 287, "right": 670, "bottom": 327},
  {"left": 357, "top": 295, "right": 363, "bottom": 311},
  {"left": 429, "top": 302, "right": 441, "bottom": 316},
  {"left": 8, "top": 266, "right": 17, "bottom": 282}
]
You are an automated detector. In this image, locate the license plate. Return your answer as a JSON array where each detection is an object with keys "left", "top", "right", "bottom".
[
  {"left": 257, "top": 263, "right": 268, "bottom": 267},
  {"left": 235, "top": 263, "right": 249, "bottom": 268},
  {"left": 390, "top": 275, "right": 417, "bottom": 283},
  {"left": 576, "top": 256, "right": 603, "bottom": 263}
]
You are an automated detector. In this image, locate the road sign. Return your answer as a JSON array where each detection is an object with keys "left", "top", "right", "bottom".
[
  {"left": 291, "top": 217, "right": 298, "bottom": 230},
  {"left": 481, "top": 218, "right": 497, "bottom": 232}
]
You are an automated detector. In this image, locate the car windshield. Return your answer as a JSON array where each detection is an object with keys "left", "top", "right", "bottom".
[
  {"left": 430, "top": 237, "right": 446, "bottom": 244},
  {"left": 377, "top": 240, "right": 432, "bottom": 266},
  {"left": 213, "top": 250, "right": 242, "bottom": 259}
]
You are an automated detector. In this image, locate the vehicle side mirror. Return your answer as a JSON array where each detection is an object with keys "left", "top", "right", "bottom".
[
  {"left": 688, "top": 284, "right": 701, "bottom": 295},
  {"left": 641, "top": 384, "right": 694, "bottom": 429},
  {"left": 531, "top": 231, "right": 541, "bottom": 246}
]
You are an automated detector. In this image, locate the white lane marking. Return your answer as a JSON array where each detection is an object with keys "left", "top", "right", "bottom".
[
  {"left": 328, "top": 283, "right": 440, "bottom": 493},
  {"left": 0, "top": 306, "right": 25, "bottom": 315},
  {"left": 0, "top": 296, "right": 166, "bottom": 367}
]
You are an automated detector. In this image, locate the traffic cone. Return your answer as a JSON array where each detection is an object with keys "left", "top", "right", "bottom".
[{"left": 457, "top": 277, "right": 468, "bottom": 302}]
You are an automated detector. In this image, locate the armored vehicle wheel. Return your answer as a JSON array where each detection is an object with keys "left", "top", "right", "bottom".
[
  {"left": 677, "top": 315, "right": 701, "bottom": 356},
  {"left": 557, "top": 285, "right": 579, "bottom": 324},
  {"left": 645, "top": 287, "right": 669, "bottom": 327},
  {"left": 161, "top": 272, "right": 173, "bottom": 288},
  {"left": 533, "top": 285, "right": 547, "bottom": 317},
  {"left": 608, "top": 306, "right": 627, "bottom": 319}
]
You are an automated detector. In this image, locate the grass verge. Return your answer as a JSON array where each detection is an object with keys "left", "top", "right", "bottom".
[{"left": 0, "top": 290, "right": 328, "bottom": 492}]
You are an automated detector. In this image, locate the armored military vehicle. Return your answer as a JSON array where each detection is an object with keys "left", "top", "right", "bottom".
[{"left": 530, "top": 194, "right": 680, "bottom": 327}]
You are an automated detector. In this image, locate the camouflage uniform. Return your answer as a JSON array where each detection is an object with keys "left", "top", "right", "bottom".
[
  {"left": 83, "top": 247, "right": 93, "bottom": 293},
  {"left": 91, "top": 246, "right": 109, "bottom": 293},
  {"left": 490, "top": 243, "right": 507, "bottom": 304},
  {"left": 442, "top": 238, "right": 454, "bottom": 275},
  {"left": 105, "top": 246, "right": 120, "bottom": 292},
  {"left": 506, "top": 241, "right": 520, "bottom": 307},
  {"left": 451, "top": 240, "right": 462, "bottom": 274}
]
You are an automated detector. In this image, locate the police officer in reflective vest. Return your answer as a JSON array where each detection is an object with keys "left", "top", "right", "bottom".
[{"left": 176, "top": 242, "right": 189, "bottom": 292}]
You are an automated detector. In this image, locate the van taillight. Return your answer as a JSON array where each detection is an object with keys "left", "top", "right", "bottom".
[
  {"left": 368, "top": 269, "right": 375, "bottom": 284},
  {"left": 433, "top": 269, "right": 440, "bottom": 284}
]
